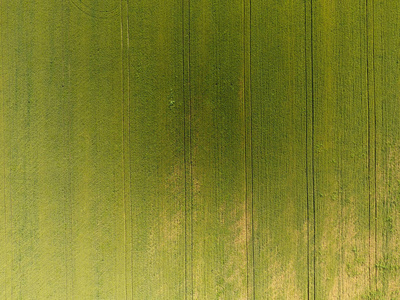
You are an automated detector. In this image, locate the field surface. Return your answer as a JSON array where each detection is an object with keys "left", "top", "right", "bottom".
[{"left": 1, "top": 0, "right": 399, "bottom": 299}]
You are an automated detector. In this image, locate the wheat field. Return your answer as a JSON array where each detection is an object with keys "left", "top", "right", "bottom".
[{"left": 1, "top": 0, "right": 399, "bottom": 299}]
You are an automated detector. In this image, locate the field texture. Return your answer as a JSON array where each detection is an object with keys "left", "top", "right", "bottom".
[{"left": 1, "top": 0, "right": 399, "bottom": 299}]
